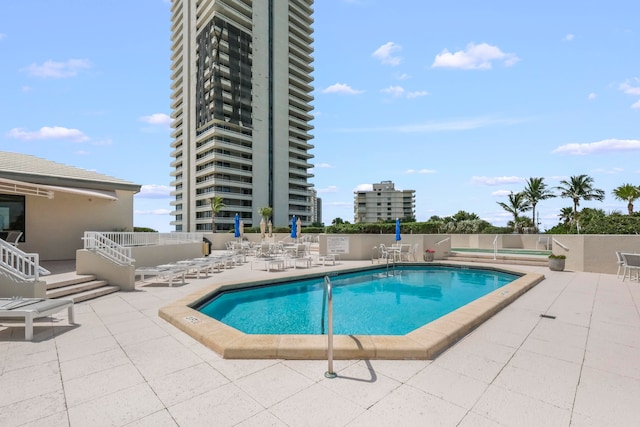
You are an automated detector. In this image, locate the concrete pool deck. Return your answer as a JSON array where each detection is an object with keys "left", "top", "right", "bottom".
[{"left": 1, "top": 258, "right": 639, "bottom": 426}]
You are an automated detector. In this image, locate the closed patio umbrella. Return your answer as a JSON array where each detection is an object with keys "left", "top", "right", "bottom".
[
  {"left": 260, "top": 218, "right": 266, "bottom": 239},
  {"left": 395, "top": 218, "right": 401, "bottom": 242},
  {"left": 291, "top": 216, "right": 297, "bottom": 240},
  {"left": 296, "top": 217, "right": 302, "bottom": 239},
  {"left": 234, "top": 213, "right": 241, "bottom": 239}
]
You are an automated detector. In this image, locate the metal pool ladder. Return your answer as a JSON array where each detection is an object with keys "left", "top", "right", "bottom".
[{"left": 324, "top": 276, "right": 337, "bottom": 378}]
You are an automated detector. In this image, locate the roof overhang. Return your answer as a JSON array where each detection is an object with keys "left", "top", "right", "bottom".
[{"left": 0, "top": 177, "right": 118, "bottom": 201}]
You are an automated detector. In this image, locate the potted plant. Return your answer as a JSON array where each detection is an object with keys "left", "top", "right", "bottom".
[
  {"left": 548, "top": 254, "right": 566, "bottom": 271},
  {"left": 424, "top": 249, "right": 435, "bottom": 262}
]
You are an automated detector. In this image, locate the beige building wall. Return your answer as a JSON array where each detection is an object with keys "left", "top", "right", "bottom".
[
  {"left": 354, "top": 181, "right": 416, "bottom": 223},
  {"left": 19, "top": 189, "right": 136, "bottom": 261}
]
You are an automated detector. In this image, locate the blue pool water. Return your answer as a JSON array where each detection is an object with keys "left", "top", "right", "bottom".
[{"left": 196, "top": 266, "right": 520, "bottom": 335}]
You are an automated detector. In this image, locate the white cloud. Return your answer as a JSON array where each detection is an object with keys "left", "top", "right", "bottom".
[
  {"left": 322, "top": 83, "right": 364, "bottom": 95},
  {"left": 381, "top": 86, "right": 429, "bottom": 99},
  {"left": 407, "top": 91, "right": 429, "bottom": 99},
  {"left": 315, "top": 163, "right": 335, "bottom": 168},
  {"left": 134, "top": 209, "right": 172, "bottom": 215},
  {"left": 372, "top": 42, "right": 402, "bottom": 66},
  {"left": 136, "top": 184, "right": 172, "bottom": 198},
  {"left": 492, "top": 190, "right": 513, "bottom": 196},
  {"left": 139, "top": 113, "right": 172, "bottom": 126},
  {"left": 6, "top": 126, "right": 89, "bottom": 142},
  {"left": 432, "top": 42, "right": 520, "bottom": 70},
  {"left": 405, "top": 169, "right": 436, "bottom": 174},
  {"left": 471, "top": 176, "right": 524, "bottom": 186},
  {"left": 22, "top": 86, "right": 33, "bottom": 92},
  {"left": 588, "top": 92, "right": 597, "bottom": 100},
  {"left": 337, "top": 116, "right": 525, "bottom": 133},
  {"left": 395, "top": 73, "right": 410, "bottom": 80},
  {"left": 591, "top": 167, "right": 624, "bottom": 174},
  {"left": 619, "top": 79, "right": 640, "bottom": 95},
  {"left": 381, "top": 86, "right": 405, "bottom": 97},
  {"left": 0, "top": 33, "right": 6, "bottom": 41},
  {"left": 621, "top": 79, "right": 640, "bottom": 109},
  {"left": 317, "top": 185, "right": 339, "bottom": 193},
  {"left": 552, "top": 139, "right": 640, "bottom": 155},
  {"left": 25, "top": 59, "right": 91, "bottom": 78},
  {"left": 353, "top": 183, "right": 373, "bottom": 192},
  {"left": 563, "top": 34, "right": 575, "bottom": 42}
]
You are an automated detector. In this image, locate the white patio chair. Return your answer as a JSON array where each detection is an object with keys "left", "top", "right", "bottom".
[
  {"left": 409, "top": 243, "right": 419, "bottom": 261},
  {"left": 398, "top": 244, "right": 411, "bottom": 262},
  {"left": 620, "top": 253, "right": 640, "bottom": 282},
  {"left": 615, "top": 251, "right": 625, "bottom": 278},
  {"left": 378, "top": 244, "right": 394, "bottom": 262}
]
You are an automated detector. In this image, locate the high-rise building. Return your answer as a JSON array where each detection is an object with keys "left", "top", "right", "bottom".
[
  {"left": 354, "top": 180, "right": 416, "bottom": 223},
  {"left": 169, "top": 0, "right": 315, "bottom": 232},
  {"left": 308, "top": 187, "right": 320, "bottom": 224}
]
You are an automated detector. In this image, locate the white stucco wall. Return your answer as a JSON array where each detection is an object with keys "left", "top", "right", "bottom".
[{"left": 18, "top": 189, "right": 136, "bottom": 261}]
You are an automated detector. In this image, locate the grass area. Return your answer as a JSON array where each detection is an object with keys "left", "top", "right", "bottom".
[{"left": 452, "top": 248, "right": 552, "bottom": 256}]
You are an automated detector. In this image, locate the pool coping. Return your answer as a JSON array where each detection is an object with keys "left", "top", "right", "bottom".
[{"left": 158, "top": 263, "right": 545, "bottom": 360}]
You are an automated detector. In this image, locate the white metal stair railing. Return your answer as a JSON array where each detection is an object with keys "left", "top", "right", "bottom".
[
  {"left": 0, "top": 239, "right": 50, "bottom": 281},
  {"left": 83, "top": 232, "right": 134, "bottom": 265},
  {"left": 493, "top": 235, "right": 500, "bottom": 260},
  {"left": 96, "top": 232, "right": 204, "bottom": 247}
]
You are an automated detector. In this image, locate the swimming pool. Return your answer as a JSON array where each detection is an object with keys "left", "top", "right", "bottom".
[
  {"left": 159, "top": 263, "right": 544, "bottom": 360},
  {"left": 196, "top": 266, "right": 519, "bottom": 335}
]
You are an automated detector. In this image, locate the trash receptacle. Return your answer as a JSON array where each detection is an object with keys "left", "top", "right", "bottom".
[{"left": 202, "top": 237, "right": 212, "bottom": 256}]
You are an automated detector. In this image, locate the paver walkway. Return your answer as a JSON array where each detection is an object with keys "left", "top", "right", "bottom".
[{"left": 1, "top": 259, "right": 639, "bottom": 426}]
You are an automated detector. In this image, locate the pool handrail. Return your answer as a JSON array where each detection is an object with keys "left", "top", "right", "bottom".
[
  {"left": 324, "top": 276, "right": 336, "bottom": 378},
  {"left": 493, "top": 235, "right": 500, "bottom": 260}
]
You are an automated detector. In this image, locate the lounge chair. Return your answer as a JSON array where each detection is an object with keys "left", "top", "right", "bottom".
[
  {"left": 0, "top": 297, "right": 75, "bottom": 340},
  {"left": 4, "top": 231, "right": 22, "bottom": 247},
  {"left": 135, "top": 265, "right": 186, "bottom": 287}
]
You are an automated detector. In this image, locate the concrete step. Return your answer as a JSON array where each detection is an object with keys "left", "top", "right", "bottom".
[
  {"left": 65, "top": 285, "right": 120, "bottom": 303},
  {"left": 46, "top": 279, "right": 115, "bottom": 299},
  {"left": 446, "top": 252, "right": 549, "bottom": 267},
  {"left": 42, "top": 268, "right": 119, "bottom": 303},
  {"left": 45, "top": 274, "right": 98, "bottom": 290}
]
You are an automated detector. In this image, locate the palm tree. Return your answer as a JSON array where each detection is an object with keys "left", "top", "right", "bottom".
[
  {"left": 497, "top": 192, "right": 531, "bottom": 233},
  {"left": 208, "top": 196, "right": 225, "bottom": 232},
  {"left": 258, "top": 206, "right": 273, "bottom": 221},
  {"left": 612, "top": 183, "right": 640, "bottom": 215},
  {"left": 558, "top": 207, "right": 574, "bottom": 226},
  {"left": 556, "top": 174, "right": 605, "bottom": 225},
  {"left": 522, "top": 177, "right": 555, "bottom": 231}
]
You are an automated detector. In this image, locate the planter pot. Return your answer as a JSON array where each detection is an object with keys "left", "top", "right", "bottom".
[
  {"left": 548, "top": 257, "right": 565, "bottom": 271},
  {"left": 423, "top": 253, "right": 434, "bottom": 262}
]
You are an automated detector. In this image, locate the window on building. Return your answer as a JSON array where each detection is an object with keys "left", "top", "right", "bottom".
[{"left": 0, "top": 194, "right": 25, "bottom": 242}]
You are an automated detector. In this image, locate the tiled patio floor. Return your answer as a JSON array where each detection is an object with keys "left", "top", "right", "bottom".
[{"left": 1, "top": 259, "right": 639, "bottom": 426}]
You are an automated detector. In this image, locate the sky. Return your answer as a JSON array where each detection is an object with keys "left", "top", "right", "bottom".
[{"left": 1, "top": 0, "right": 639, "bottom": 232}]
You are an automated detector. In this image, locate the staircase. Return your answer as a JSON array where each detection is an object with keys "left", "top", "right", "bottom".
[
  {"left": 445, "top": 251, "right": 549, "bottom": 267},
  {"left": 44, "top": 272, "right": 119, "bottom": 303}
]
